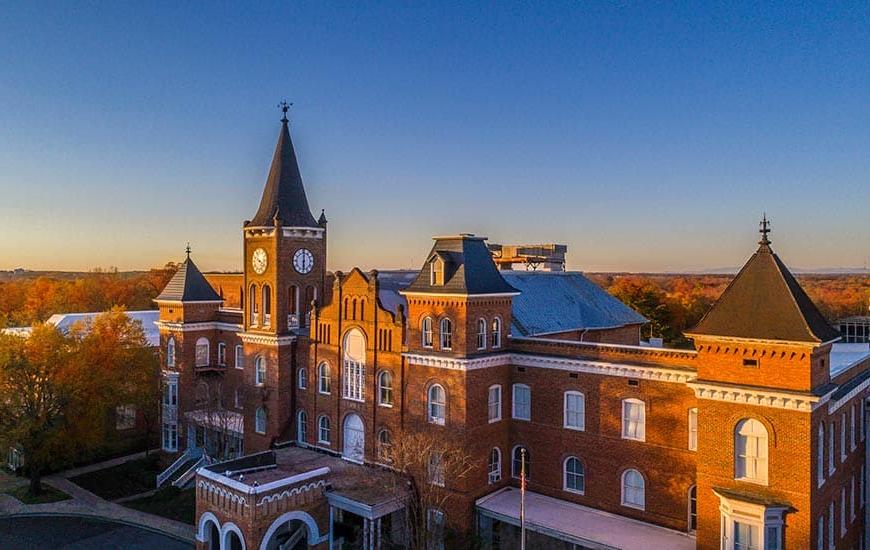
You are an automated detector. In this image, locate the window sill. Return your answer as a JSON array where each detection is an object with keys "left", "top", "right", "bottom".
[
  {"left": 255, "top": 431, "right": 266, "bottom": 435},
  {"left": 319, "top": 391, "right": 331, "bottom": 396},
  {"left": 489, "top": 418, "right": 501, "bottom": 424},
  {"left": 563, "top": 425, "right": 585, "bottom": 432},
  {"left": 621, "top": 502, "right": 645, "bottom": 511},
  {"left": 512, "top": 416, "right": 530, "bottom": 422},
  {"left": 343, "top": 397, "right": 365, "bottom": 403},
  {"left": 379, "top": 403, "right": 394, "bottom": 408},
  {"left": 317, "top": 440, "right": 330, "bottom": 446},
  {"left": 735, "top": 476, "right": 768, "bottom": 486},
  {"left": 429, "top": 419, "right": 446, "bottom": 426},
  {"left": 234, "top": 367, "right": 244, "bottom": 370},
  {"left": 564, "top": 488, "right": 585, "bottom": 496},
  {"left": 621, "top": 435, "right": 645, "bottom": 442}
]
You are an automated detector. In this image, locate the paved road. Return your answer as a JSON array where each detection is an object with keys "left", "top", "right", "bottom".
[{"left": 0, "top": 515, "right": 193, "bottom": 549}]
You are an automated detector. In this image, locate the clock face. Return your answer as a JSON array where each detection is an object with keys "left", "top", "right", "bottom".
[
  {"left": 293, "top": 248, "right": 314, "bottom": 274},
  {"left": 252, "top": 248, "right": 268, "bottom": 274}
]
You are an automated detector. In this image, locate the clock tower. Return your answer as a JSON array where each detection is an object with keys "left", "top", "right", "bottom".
[{"left": 240, "top": 107, "right": 326, "bottom": 449}]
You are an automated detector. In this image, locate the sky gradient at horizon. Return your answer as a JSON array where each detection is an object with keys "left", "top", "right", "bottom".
[{"left": 1, "top": 3, "right": 868, "bottom": 273}]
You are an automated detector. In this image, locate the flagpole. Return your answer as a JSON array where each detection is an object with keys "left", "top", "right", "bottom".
[{"left": 520, "top": 447, "right": 526, "bottom": 550}]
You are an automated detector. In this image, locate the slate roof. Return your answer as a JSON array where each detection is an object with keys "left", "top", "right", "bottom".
[
  {"left": 403, "top": 235, "right": 518, "bottom": 295},
  {"left": 502, "top": 272, "right": 647, "bottom": 337},
  {"left": 155, "top": 256, "right": 223, "bottom": 302},
  {"left": 250, "top": 119, "right": 318, "bottom": 228},
  {"left": 687, "top": 242, "right": 840, "bottom": 343}
]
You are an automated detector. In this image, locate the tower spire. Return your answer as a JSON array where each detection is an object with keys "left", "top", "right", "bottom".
[
  {"left": 279, "top": 100, "right": 292, "bottom": 124},
  {"left": 185, "top": 242, "right": 191, "bottom": 260},
  {"left": 758, "top": 213, "right": 772, "bottom": 247}
]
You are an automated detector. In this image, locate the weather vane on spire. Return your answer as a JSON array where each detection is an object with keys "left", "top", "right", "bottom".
[
  {"left": 185, "top": 242, "right": 191, "bottom": 259},
  {"left": 759, "top": 213, "right": 771, "bottom": 246},
  {"left": 279, "top": 100, "right": 292, "bottom": 123}
]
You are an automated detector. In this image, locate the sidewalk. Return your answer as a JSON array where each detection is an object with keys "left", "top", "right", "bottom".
[{"left": 0, "top": 451, "right": 195, "bottom": 543}]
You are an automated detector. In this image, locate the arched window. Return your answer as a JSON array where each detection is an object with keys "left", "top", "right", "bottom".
[
  {"left": 255, "top": 356, "right": 266, "bottom": 386},
  {"left": 735, "top": 418, "right": 768, "bottom": 484},
  {"left": 488, "top": 448, "right": 501, "bottom": 484},
  {"left": 688, "top": 485, "right": 697, "bottom": 532},
  {"left": 318, "top": 362, "right": 331, "bottom": 394},
  {"left": 621, "top": 469, "right": 645, "bottom": 509},
  {"left": 564, "top": 391, "right": 585, "bottom": 430},
  {"left": 378, "top": 429, "right": 392, "bottom": 463},
  {"left": 234, "top": 345, "right": 243, "bottom": 369},
  {"left": 378, "top": 371, "right": 393, "bottom": 406},
  {"left": 818, "top": 422, "right": 825, "bottom": 486},
  {"left": 298, "top": 367, "right": 307, "bottom": 389},
  {"left": 297, "top": 410, "right": 307, "bottom": 443},
  {"left": 195, "top": 337, "right": 210, "bottom": 367},
  {"left": 255, "top": 407, "right": 267, "bottom": 434},
  {"left": 491, "top": 317, "right": 502, "bottom": 348},
  {"left": 621, "top": 398, "right": 646, "bottom": 441},
  {"left": 477, "top": 318, "right": 487, "bottom": 349},
  {"left": 421, "top": 317, "right": 434, "bottom": 348},
  {"left": 289, "top": 285, "right": 299, "bottom": 320},
  {"left": 304, "top": 286, "right": 315, "bottom": 324},
  {"left": 318, "top": 415, "right": 331, "bottom": 444},
  {"left": 352, "top": 298, "right": 358, "bottom": 320},
  {"left": 166, "top": 337, "right": 176, "bottom": 367},
  {"left": 439, "top": 318, "right": 452, "bottom": 350},
  {"left": 249, "top": 284, "right": 258, "bottom": 325},
  {"left": 688, "top": 408, "right": 698, "bottom": 451},
  {"left": 360, "top": 298, "right": 366, "bottom": 321},
  {"left": 262, "top": 285, "right": 271, "bottom": 326},
  {"left": 195, "top": 381, "right": 209, "bottom": 406},
  {"left": 428, "top": 451, "right": 445, "bottom": 486},
  {"left": 428, "top": 384, "right": 446, "bottom": 425},
  {"left": 512, "top": 446, "right": 530, "bottom": 479},
  {"left": 563, "top": 457, "right": 585, "bottom": 494},
  {"left": 343, "top": 329, "right": 366, "bottom": 401}
]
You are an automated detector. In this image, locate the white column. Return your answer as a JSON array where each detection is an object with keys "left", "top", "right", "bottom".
[{"left": 328, "top": 506, "right": 334, "bottom": 550}]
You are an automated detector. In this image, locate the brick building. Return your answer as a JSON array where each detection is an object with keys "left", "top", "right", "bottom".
[{"left": 156, "top": 114, "right": 870, "bottom": 549}]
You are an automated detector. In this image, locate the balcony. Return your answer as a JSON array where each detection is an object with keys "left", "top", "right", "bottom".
[{"left": 195, "top": 363, "right": 227, "bottom": 373}]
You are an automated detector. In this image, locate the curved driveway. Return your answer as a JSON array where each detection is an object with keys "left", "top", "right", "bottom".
[{"left": 0, "top": 515, "right": 193, "bottom": 549}]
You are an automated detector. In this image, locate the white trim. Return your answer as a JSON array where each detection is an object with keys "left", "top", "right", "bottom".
[
  {"left": 512, "top": 383, "right": 531, "bottom": 421},
  {"left": 689, "top": 380, "right": 822, "bottom": 412},
  {"left": 238, "top": 332, "right": 296, "bottom": 346},
  {"left": 196, "top": 511, "right": 220, "bottom": 542},
  {"left": 399, "top": 291, "right": 521, "bottom": 298},
  {"left": 404, "top": 352, "right": 513, "bottom": 371},
  {"left": 620, "top": 468, "right": 646, "bottom": 510},
  {"left": 156, "top": 321, "right": 242, "bottom": 332},
  {"left": 488, "top": 384, "right": 502, "bottom": 423},
  {"left": 563, "top": 391, "right": 586, "bottom": 431},
  {"left": 197, "top": 464, "right": 330, "bottom": 495},
  {"left": 221, "top": 522, "right": 247, "bottom": 550},
  {"left": 258, "top": 510, "right": 327, "bottom": 549},
  {"left": 563, "top": 456, "right": 585, "bottom": 495},
  {"left": 512, "top": 353, "right": 695, "bottom": 383}
]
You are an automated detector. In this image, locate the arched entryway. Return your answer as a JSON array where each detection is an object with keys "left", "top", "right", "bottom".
[
  {"left": 261, "top": 512, "right": 322, "bottom": 550},
  {"left": 343, "top": 413, "right": 365, "bottom": 463},
  {"left": 206, "top": 521, "right": 220, "bottom": 550}
]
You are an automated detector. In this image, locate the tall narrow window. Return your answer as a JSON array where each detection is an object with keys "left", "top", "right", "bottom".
[
  {"left": 378, "top": 371, "right": 393, "bottom": 406},
  {"left": 318, "top": 416, "right": 331, "bottom": 444},
  {"left": 488, "top": 448, "right": 501, "bottom": 484},
  {"left": 734, "top": 522, "right": 759, "bottom": 550},
  {"left": 255, "top": 356, "right": 266, "bottom": 386},
  {"left": 440, "top": 318, "right": 452, "bottom": 350},
  {"left": 734, "top": 418, "right": 768, "bottom": 484},
  {"left": 195, "top": 337, "right": 210, "bottom": 367},
  {"left": 688, "top": 485, "right": 697, "bottom": 533},
  {"left": 250, "top": 284, "right": 258, "bottom": 326},
  {"left": 829, "top": 421, "right": 836, "bottom": 474},
  {"left": 841, "top": 487, "right": 846, "bottom": 535},
  {"left": 841, "top": 412, "right": 847, "bottom": 462},
  {"left": 343, "top": 329, "right": 366, "bottom": 401},
  {"left": 477, "top": 319, "right": 487, "bottom": 349},
  {"left": 428, "top": 384, "right": 446, "bottom": 425},
  {"left": 621, "top": 399, "right": 646, "bottom": 441},
  {"left": 851, "top": 475, "right": 856, "bottom": 521},
  {"left": 288, "top": 285, "right": 299, "bottom": 323},
  {"left": 688, "top": 408, "right": 698, "bottom": 451},
  {"left": 318, "top": 362, "right": 331, "bottom": 394},
  {"left": 166, "top": 337, "right": 176, "bottom": 367},
  {"left": 422, "top": 317, "right": 434, "bottom": 348},
  {"left": 297, "top": 367, "right": 307, "bottom": 389},
  {"left": 563, "top": 457, "right": 585, "bottom": 494},
  {"left": 234, "top": 345, "right": 243, "bottom": 369},
  {"left": 428, "top": 451, "right": 445, "bottom": 486},
  {"left": 851, "top": 404, "right": 857, "bottom": 451},
  {"left": 512, "top": 384, "right": 531, "bottom": 421},
  {"left": 817, "top": 515, "right": 824, "bottom": 550},
  {"left": 297, "top": 410, "right": 307, "bottom": 443},
  {"left": 512, "top": 446, "right": 530, "bottom": 479},
  {"left": 430, "top": 259, "right": 444, "bottom": 286},
  {"left": 828, "top": 502, "right": 834, "bottom": 549},
  {"left": 217, "top": 343, "right": 226, "bottom": 366},
  {"left": 621, "top": 469, "right": 645, "bottom": 510},
  {"left": 818, "top": 422, "right": 826, "bottom": 487},
  {"left": 378, "top": 430, "right": 392, "bottom": 463},
  {"left": 262, "top": 285, "right": 271, "bottom": 327},
  {"left": 488, "top": 385, "right": 502, "bottom": 423},
  {"left": 255, "top": 407, "right": 267, "bottom": 434},
  {"left": 564, "top": 391, "right": 585, "bottom": 431},
  {"left": 491, "top": 317, "right": 502, "bottom": 348}
]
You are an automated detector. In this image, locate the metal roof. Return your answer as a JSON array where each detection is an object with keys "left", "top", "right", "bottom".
[
  {"left": 403, "top": 235, "right": 518, "bottom": 295},
  {"left": 155, "top": 256, "right": 222, "bottom": 302}
]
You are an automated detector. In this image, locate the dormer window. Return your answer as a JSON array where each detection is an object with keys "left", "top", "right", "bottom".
[{"left": 430, "top": 257, "right": 445, "bottom": 286}]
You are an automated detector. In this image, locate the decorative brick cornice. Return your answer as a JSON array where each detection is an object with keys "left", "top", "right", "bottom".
[
  {"left": 197, "top": 479, "right": 248, "bottom": 508},
  {"left": 403, "top": 353, "right": 513, "bottom": 371},
  {"left": 687, "top": 381, "right": 822, "bottom": 412},
  {"left": 156, "top": 321, "right": 242, "bottom": 332},
  {"left": 255, "top": 480, "right": 328, "bottom": 507},
  {"left": 237, "top": 332, "right": 296, "bottom": 346}
]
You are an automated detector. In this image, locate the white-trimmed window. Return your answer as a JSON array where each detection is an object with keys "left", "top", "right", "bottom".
[
  {"left": 621, "top": 469, "right": 645, "bottom": 510},
  {"left": 217, "top": 342, "right": 226, "bottom": 366},
  {"left": 297, "top": 367, "right": 307, "bottom": 389},
  {"left": 488, "top": 448, "right": 501, "bottom": 484},
  {"left": 563, "top": 456, "right": 585, "bottom": 494},
  {"left": 234, "top": 345, "right": 243, "bottom": 369},
  {"left": 512, "top": 446, "right": 529, "bottom": 479},
  {"left": 688, "top": 485, "right": 697, "bottom": 533},
  {"left": 439, "top": 318, "right": 452, "bottom": 350},
  {"left": 477, "top": 318, "right": 487, "bottom": 349},
  {"left": 422, "top": 317, "right": 433, "bottom": 348},
  {"left": 378, "top": 371, "right": 393, "bottom": 406},
  {"left": 428, "top": 384, "right": 446, "bottom": 425},
  {"left": 488, "top": 385, "right": 502, "bottom": 423},
  {"left": 262, "top": 285, "right": 272, "bottom": 327},
  {"left": 255, "top": 356, "right": 266, "bottom": 386},
  {"left": 318, "top": 415, "right": 331, "bottom": 444},
  {"left": 512, "top": 384, "right": 531, "bottom": 421},
  {"left": 162, "top": 422, "right": 177, "bottom": 451},
  {"left": 818, "top": 422, "right": 825, "bottom": 487},
  {"left": 735, "top": 418, "right": 768, "bottom": 484},
  {"left": 564, "top": 391, "right": 585, "bottom": 431},
  {"left": 851, "top": 475, "right": 856, "bottom": 521},
  {"left": 318, "top": 362, "right": 331, "bottom": 394},
  {"left": 828, "top": 502, "right": 834, "bottom": 549},
  {"left": 378, "top": 429, "right": 392, "bottom": 463},
  {"left": 234, "top": 388, "right": 242, "bottom": 409},
  {"left": 428, "top": 451, "right": 445, "bottom": 486},
  {"left": 621, "top": 399, "right": 645, "bottom": 441},
  {"left": 688, "top": 408, "right": 698, "bottom": 451},
  {"left": 851, "top": 404, "right": 857, "bottom": 451},
  {"left": 115, "top": 405, "right": 136, "bottom": 430},
  {"left": 828, "top": 420, "right": 835, "bottom": 474},
  {"left": 195, "top": 337, "right": 210, "bottom": 367},
  {"left": 297, "top": 410, "right": 307, "bottom": 443},
  {"left": 162, "top": 378, "right": 178, "bottom": 406},
  {"left": 343, "top": 328, "right": 366, "bottom": 402},
  {"left": 250, "top": 284, "right": 258, "bottom": 325},
  {"left": 427, "top": 508, "right": 445, "bottom": 547},
  {"left": 817, "top": 515, "right": 824, "bottom": 550},
  {"left": 841, "top": 487, "right": 846, "bottom": 535},
  {"left": 733, "top": 522, "right": 759, "bottom": 550},
  {"left": 841, "top": 412, "right": 847, "bottom": 462},
  {"left": 255, "top": 406, "right": 267, "bottom": 434},
  {"left": 491, "top": 317, "right": 501, "bottom": 348},
  {"left": 430, "top": 258, "right": 444, "bottom": 286},
  {"left": 166, "top": 337, "right": 176, "bottom": 367}
]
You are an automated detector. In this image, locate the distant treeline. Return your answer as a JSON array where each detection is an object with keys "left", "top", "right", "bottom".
[
  {"left": 0, "top": 265, "right": 178, "bottom": 328},
  {"left": 587, "top": 273, "right": 870, "bottom": 347}
]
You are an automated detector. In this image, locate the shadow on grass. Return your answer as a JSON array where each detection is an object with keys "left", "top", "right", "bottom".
[
  {"left": 70, "top": 455, "right": 161, "bottom": 500},
  {"left": 124, "top": 486, "right": 196, "bottom": 525},
  {"left": 4, "top": 484, "right": 72, "bottom": 504}
]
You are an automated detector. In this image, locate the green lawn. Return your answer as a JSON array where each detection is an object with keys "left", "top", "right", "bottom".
[
  {"left": 4, "top": 484, "right": 71, "bottom": 504},
  {"left": 123, "top": 486, "right": 196, "bottom": 525},
  {"left": 69, "top": 455, "right": 160, "bottom": 500}
]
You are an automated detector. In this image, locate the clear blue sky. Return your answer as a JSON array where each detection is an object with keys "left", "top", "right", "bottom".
[{"left": 1, "top": 2, "right": 868, "bottom": 273}]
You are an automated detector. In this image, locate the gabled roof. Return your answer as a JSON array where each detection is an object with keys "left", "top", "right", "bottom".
[
  {"left": 687, "top": 240, "right": 839, "bottom": 344},
  {"left": 155, "top": 255, "right": 222, "bottom": 302},
  {"left": 502, "top": 272, "right": 647, "bottom": 337},
  {"left": 249, "top": 118, "right": 318, "bottom": 228},
  {"left": 403, "top": 235, "right": 518, "bottom": 296}
]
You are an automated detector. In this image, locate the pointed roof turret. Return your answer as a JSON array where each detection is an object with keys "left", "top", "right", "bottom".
[
  {"left": 686, "top": 217, "right": 839, "bottom": 344},
  {"left": 155, "top": 247, "right": 222, "bottom": 302},
  {"left": 249, "top": 104, "right": 318, "bottom": 228}
]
